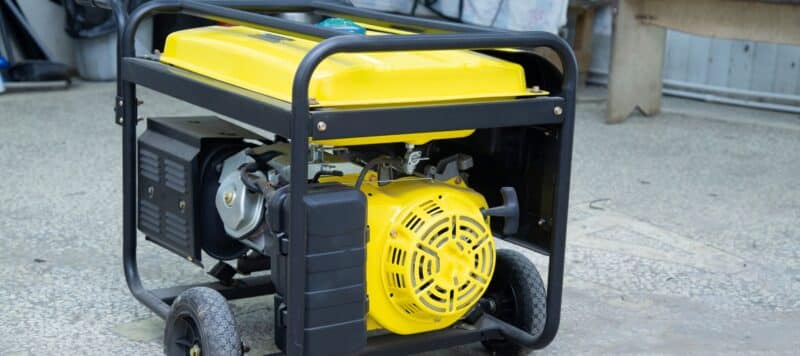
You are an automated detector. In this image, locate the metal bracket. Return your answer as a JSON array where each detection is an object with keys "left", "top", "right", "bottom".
[
  {"left": 425, "top": 154, "right": 473, "bottom": 181},
  {"left": 115, "top": 95, "right": 124, "bottom": 126},
  {"left": 279, "top": 236, "right": 289, "bottom": 256},
  {"left": 115, "top": 96, "right": 143, "bottom": 126}
]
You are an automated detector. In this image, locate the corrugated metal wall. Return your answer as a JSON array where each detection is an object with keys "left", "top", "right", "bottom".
[
  {"left": 590, "top": 6, "right": 800, "bottom": 110},
  {"left": 663, "top": 31, "right": 800, "bottom": 95}
]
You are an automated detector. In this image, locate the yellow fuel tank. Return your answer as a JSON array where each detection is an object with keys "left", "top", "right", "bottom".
[{"left": 160, "top": 25, "right": 545, "bottom": 145}]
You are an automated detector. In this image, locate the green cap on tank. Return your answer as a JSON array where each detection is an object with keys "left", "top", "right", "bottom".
[{"left": 315, "top": 18, "right": 366, "bottom": 35}]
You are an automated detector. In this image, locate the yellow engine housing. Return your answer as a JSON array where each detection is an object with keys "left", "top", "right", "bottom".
[{"left": 326, "top": 173, "right": 496, "bottom": 334}]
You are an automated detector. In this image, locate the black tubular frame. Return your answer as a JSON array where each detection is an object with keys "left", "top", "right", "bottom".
[{"left": 95, "top": 0, "right": 576, "bottom": 354}]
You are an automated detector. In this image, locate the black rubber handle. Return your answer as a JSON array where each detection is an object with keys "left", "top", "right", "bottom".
[{"left": 482, "top": 187, "right": 520, "bottom": 235}]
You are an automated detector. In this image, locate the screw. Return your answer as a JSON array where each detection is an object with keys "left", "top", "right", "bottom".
[
  {"left": 316, "top": 121, "right": 328, "bottom": 132},
  {"left": 117, "top": 100, "right": 123, "bottom": 107},
  {"left": 554, "top": 106, "right": 564, "bottom": 116},
  {"left": 117, "top": 117, "right": 124, "bottom": 124},
  {"left": 223, "top": 191, "right": 236, "bottom": 207},
  {"left": 389, "top": 229, "right": 398, "bottom": 238},
  {"left": 178, "top": 200, "right": 186, "bottom": 211},
  {"left": 147, "top": 186, "right": 154, "bottom": 197},
  {"left": 454, "top": 176, "right": 463, "bottom": 184}
]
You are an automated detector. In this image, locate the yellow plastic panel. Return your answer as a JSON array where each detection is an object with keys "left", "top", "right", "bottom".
[
  {"left": 312, "top": 129, "right": 474, "bottom": 146},
  {"left": 160, "top": 26, "right": 544, "bottom": 108}
]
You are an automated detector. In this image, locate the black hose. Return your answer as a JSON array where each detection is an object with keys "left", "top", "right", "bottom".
[
  {"left": 239, "top": 162, "right": 265, "bottom": 193},
  {"left": 237, "top": 148, "right": 282, "bottom": 193},
  {"left": 311, "top": 169, "right": 343, "bottom": 183},
  {"left": 245, "top": 148, "right": 282, "bottom": 172}
]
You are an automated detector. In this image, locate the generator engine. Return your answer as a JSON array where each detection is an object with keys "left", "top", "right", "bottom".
[
  {"left": 213, "top": 143, "right": 497, "bottom": 335},
  {"left": 353, "top": 174, "right": 495, "bottom": 334}
]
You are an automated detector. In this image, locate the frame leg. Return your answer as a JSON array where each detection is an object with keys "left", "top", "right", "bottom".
[{"left": 607, "top": 0, "right": 666, "bottom": 124}]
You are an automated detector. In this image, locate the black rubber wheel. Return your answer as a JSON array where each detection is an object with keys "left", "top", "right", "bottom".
[
  {"left": 481, "top": 249, "right": 546, "bottom": 356},
  {"left": 164, "top": 287, "right": 242, "bottom": 356}
]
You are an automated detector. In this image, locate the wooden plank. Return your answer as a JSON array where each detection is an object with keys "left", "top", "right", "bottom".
[
  {"left": 772, "top": 45, "right": 800, "bottom": 94},
  {"left": 706, "top": 38, "right": 733, "bottom": 87},
  {"left": 686, "top": 35, "right": 712, "bottom": 84},
  {"left": 640, "top": 0, "right": 800, "bottom": 46},
  {"left": 727, "top": 40, "right": 756, "bottom": 90},
  {"left": 607, "top": 0, "right": 667, "bottom": 123},
  {"left": 750, "top": 42, "right": 778, "bottom": 92}
]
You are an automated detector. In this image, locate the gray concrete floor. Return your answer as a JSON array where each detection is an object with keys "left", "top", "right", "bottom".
[{"left": 0, "top": 82, "right": 798, "bottom": 355}]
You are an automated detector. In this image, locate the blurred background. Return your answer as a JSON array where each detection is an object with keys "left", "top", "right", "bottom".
[
  {"left": 0, "top": 1, "right": 798, "bottom": 355},
  {"left": 2, "top": 0, "right": 799, "bottom": 114}
]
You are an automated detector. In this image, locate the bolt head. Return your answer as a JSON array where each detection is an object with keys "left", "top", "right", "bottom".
[
  {"left": 316, "top": 121, "right": 328, "bottom": 132},
  {"left": 389, "top": 229, "right": 398, "bottom": 238},
  {"left": 178, "top": 200, "right": 186, "bottom": 210},
  {"left": 554, "top": 106, "right": 564, "bottom": 116}
]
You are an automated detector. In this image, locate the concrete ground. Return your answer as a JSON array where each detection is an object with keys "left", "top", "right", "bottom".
[{"left": 0, "top": 82, "right": 798, "bottom": 355}]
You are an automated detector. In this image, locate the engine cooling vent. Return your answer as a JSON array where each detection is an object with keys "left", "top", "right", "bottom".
[{"left": 382, "top": 196, "right": 495, "bottom": 325}]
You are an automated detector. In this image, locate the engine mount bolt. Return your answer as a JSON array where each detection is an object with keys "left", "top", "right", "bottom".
[
  {"left": 554, "top": 106, "right": 564, "bottom": 116},
  {"left": 223, "top": 191, "right": 236, "bottom": 207},
  {"left": 316, "top": 121, "right": 328, "bottom": 132}
]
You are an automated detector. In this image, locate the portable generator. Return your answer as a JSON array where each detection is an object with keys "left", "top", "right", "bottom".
[{"left": 79, "top": 0, "right": 576, "bottom": 355}]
